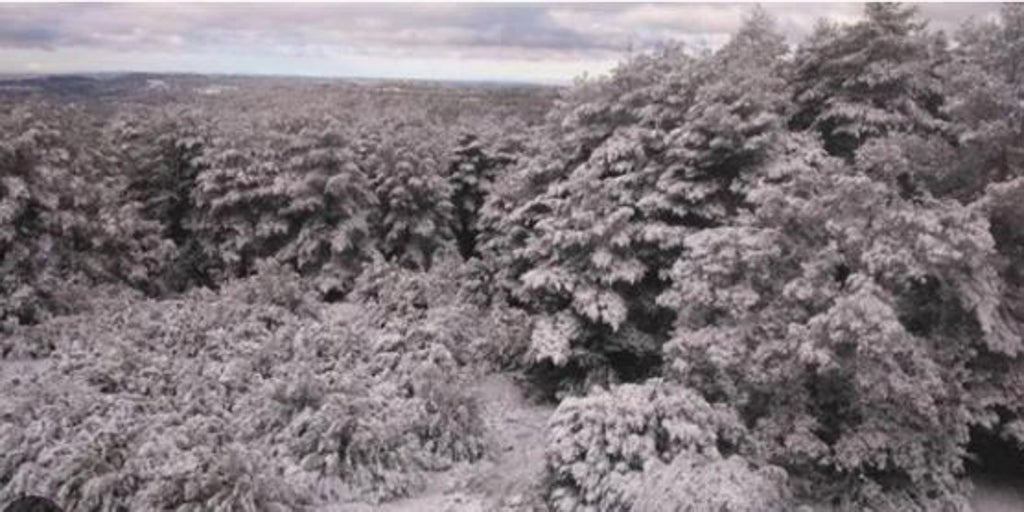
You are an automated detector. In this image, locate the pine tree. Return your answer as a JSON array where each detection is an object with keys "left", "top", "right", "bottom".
[
  {"left": 111, "top": 109, "right": 211, "bottom": 293},
  {"left": 503, "top": 43, "right": 700, "bottom": 379},
  {"left": 938, "top": 4, "right": 1024, "bottom": 200},
  {"left": 276, "top": 122, "right": 376, "bottom": 298},
  {"left": 361, "top": 126, "right": 454, "bottom": 271},
  {"left": 791, "top": 3, "right": 949, "bottom": 160},
  {"left": 658, "top": 130, "right": 1010, "bottom": 508},
  {"left": 497, "top": 11, "right": 791, "bottom": 382},
  {"left": 193, "top": 125, "right": 292, "bottom": 280},
  {"left": 447, "top": 133, "right": 512, "bottom": 261},
  {"left": 0, "top": 103, "right": 113, "bottom": 328}
]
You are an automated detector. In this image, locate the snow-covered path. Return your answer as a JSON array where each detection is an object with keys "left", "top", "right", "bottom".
[{"left": 317, "top": 373, "right": 553, "bottom": 512}]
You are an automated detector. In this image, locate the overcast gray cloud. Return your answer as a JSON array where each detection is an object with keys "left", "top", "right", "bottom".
[{"left": 0, "top": 3, "right": 1004, "bottom": 83}]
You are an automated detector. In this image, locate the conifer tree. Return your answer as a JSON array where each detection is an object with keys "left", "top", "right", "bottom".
[
  {"left": 193, "top": 126, "right": 291, "bottom": 280},
  {"left": 501, "top": 11, "right": 791, "bottom": 381},
  {"left": 276, "top": 122, "right": 376, "bottom": 298},
  {"left": 361, "top": 126, "right": 454, "bottom": 271},
  {"left": 0, "top": 104, "right": 113, "bottom": 327},
  {"left": 791, "top": 3, "right": 949, "bottom": 160},
  {"left": 658, "top": 129, "right": 1012, "bottom": 509},
  {"left": 447, "top": 133, "right": 512, "bottom": 261},
  {"left": 938, "top": 4, "right": 1024, "bottom": 199},
  {"left": 111, "top": 110, "right": 211, "bottom": 293}
]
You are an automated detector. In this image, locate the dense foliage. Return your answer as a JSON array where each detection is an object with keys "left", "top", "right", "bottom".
[
  {"left": 1, "top": 258, "right": 527, "bottom": 509},
  {"left": 546, "top": 380, "right": 746, "bottom": 511},
  {"left": 5, "top": 3, "right": 1024, "bottom": 511}
]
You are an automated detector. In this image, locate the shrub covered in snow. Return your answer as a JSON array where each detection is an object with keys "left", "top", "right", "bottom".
[
  {"left": 635, "top": 455, "right": 791, "bottom": 512},
  {"left": 545, "top": 379, "right": 743, "bottom": 511},
  {"left": 0, "top": 266, "right": 498, "bottom": 508}
]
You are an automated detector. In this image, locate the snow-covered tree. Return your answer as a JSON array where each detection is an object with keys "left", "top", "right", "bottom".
[
  {"left": 275, "top": 122, "right": 376, "bottom": 298},
  {"left": 0, "top": 103, "right": 119, "bottom": 328},
  {"left": 193, "top": 126, "right": 291, "bottom": 280},
  {"left": 359, "top": 125, "right": 454, "bottom": 270},
  {"left": 790, "top": 3, "right": 950, "bottom": 160},
  {"left": 495, "top": 11, "right": 791, "bottom": 384},
  {"left": 447, "top": 132, "right": 514, "bottom": 260},
  {"left": 657, "top": 131, "right": 1009, "bottom": 509},
  {"left": 502, "top": 43, "right": 700, "bottom": 382},
  {"left": 934, "top": 4, "right": 1024, "bottom": 201},
  {"left": 110, "top": 109, "right": 211, "bottom": 293}
]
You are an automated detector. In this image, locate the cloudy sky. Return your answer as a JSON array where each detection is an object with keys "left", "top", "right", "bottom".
[{"left": 0, "top": 3, "right": 1004, "bottom": 84}]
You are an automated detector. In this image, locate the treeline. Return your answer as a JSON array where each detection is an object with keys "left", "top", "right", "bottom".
[
  {"left": 0, "top": 89, "right": 531, "bottom": 328},
  {"left": 4, "top": 3, "right": 1024, "bottom": 510}
]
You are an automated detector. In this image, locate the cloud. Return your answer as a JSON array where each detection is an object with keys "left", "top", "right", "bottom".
[
  {"left": 0, "top": 4, "right": 603, "bottom": 56},
  {"left": 0, "top": 3, "right": 1005, "bottom": 82},
  {"left": 0, "top": 25, "right": 61, "bottom": 50}
]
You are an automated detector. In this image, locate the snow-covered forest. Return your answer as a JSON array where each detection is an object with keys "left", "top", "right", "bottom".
[{"left": 3, "top": 4, "right": 1024, "bottom": 511}]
